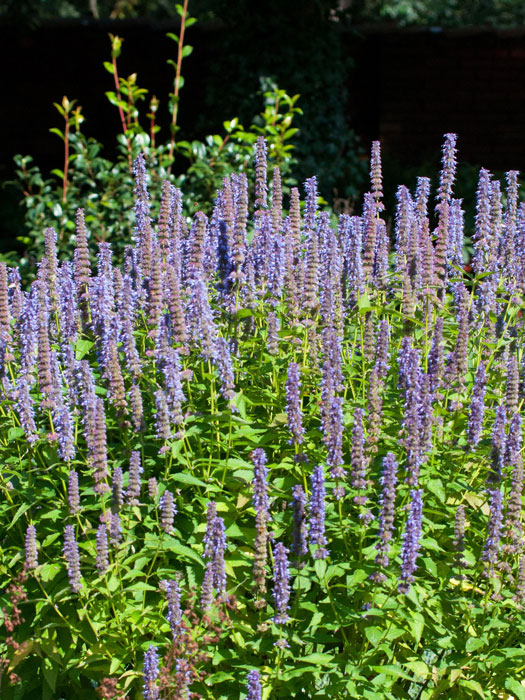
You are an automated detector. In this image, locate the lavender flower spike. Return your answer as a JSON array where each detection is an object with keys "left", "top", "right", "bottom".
[
  {"left": 398, "top": 489, "right": 423, "bottom": 594},
  {"left": 96, "top": 523, "right": 109, "bottom": 574},
  {"left": 309, "top": 465, "right": 329, "bottom": 559},
  {"left": 201, "top": 501, "right": 227, "bottom": 608},
  {"left": 126, "top": 450, "right": 143, "bottom": 505},
  {"left": 143, "top": 645, "right": 160, "bottom": 700},
  {"left": 63, "top": 525, "right": 82, "bottom": 593},
  {"left": 160, "top": 490, "right": 177, "bottom": 534},
  {"left": 25, "top": 524, "right": 38, "bottom": 570},
  {"left": 291, "top": 484, "right": 308, "bottom": 559},
  {"left": 252, "top": 448, "right": 271, "bottom": 602},
  {"left": 272, "top": 542, "right": 291, "bottom": 624},
  {"left": 160, "top": 578, "right": 183, "bottom": 640},
  {"left": 482, "top": 488, "right": 503, "bottom": 577},
  {"left": 285, "top": 362, "right": 304, "bottom": 445},
  {"left": 371, "top": 453, "right": 398, "bottom": 581},
  {"left": 246, "top": 670, "right": 262, "bottom": 700},
  {"left": 68, "top": 470, "right": 81, "bottom": 515}
]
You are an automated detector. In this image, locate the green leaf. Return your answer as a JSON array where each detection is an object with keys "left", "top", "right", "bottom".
[
  {"left": 405, "top": 661, "right": 429, "bottom": 678},
  {"left": 8, "top": 426, "right": 25, "bottom": 441},
  {"left": 409, "top": 611, "right": 425, "bottom": 645},
  {"left": 49, "top": 127, "right": 65, "bottom": 141},
  {"left": 163, "top": 538, "right": 204, "bottom": 567},
  {"left": 465, "top": 637, "right": 485, "bottom": 652},
  {"left": 75, "top": 339, "right": 94, "bottom": 360},
  {"left": 505, "top": 678, "right": 525, "bottom": 700},
  {"left": 371, "top": 665, "right": 413, "bottom": 682},
  {"left": 299, "top": 653, "right": 333, "bottom": 665},
  {"left": 426, "top": 478, "right": 446, "bottom": 503},
  {"left": 42, "top": 657, "right": 58, "bottom": 693},
  {"left": 358, "top": 292, "right": 373, "bottom": 314},
  {"left": 109, "top": 657, "right": 121, "bottom": 675},
  {"left": 314, "top": 558, "right": 327, "bottom": 579},
  {"left": 459, "top": 679, "right": 487, "bottom": 699},
  {"left": 365, "top": 626, "right": 383, "bottom": 646},
  {"left": 170, "top": 472, "right": 209, "bottom": 488},
  {"left": 8, "top": 503, "right": 32, "bottom": 530},
  {"left": 127, "top": 582, "right": 158, "bottom": 592},
  {"left": 39, "top": 563, "right": 61, "bottom": 582}
]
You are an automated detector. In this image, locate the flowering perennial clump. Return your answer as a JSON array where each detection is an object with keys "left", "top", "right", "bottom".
[{"left": 2, "top": 134, "right": 525, "bottom": 700}]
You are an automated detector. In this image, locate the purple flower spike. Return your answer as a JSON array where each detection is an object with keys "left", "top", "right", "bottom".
[
  {"left": 160, "top": 490, "right": 176, "bottom": 534},
  {"left": 63, "top": 525, "right": 82, "bottom": 593},
  {"left": 370, "top": 140, "right": 384, "bottom": 211},
  {"left": 437, "top": 133, "right": 458, "bottom": 209},
  {"left": 110, "top": 512, "right": 123, "bottom": 546},
  {"left": 291, "top": 484, "right": 308, "bottom": 560},
  {"left": 214, "top": 337, "right": 236, "bottom": 410},
  {"left": 143, "top": 645, "right": 160, "bottom": 700},
  {"left": 126, "top": 450, "right": 143, "bottom": 505},
  {"left": 96, "top": 523, "right": 109, "bottom": 574},
  {"left": 254, "top": 136, "right": 268, "bottom": 214},
  {"left": 160, "top": 578, "right": 183, "bottom": 640},
  {"left": 309, "top": 465, "right": 329, "bottom": 559},
  {"left": 285, "top": 362, "right": 304, "bottom": 445},
  {"left": 489, "top": 405, "right": 506, "bottom": 484},
  {"left": 327, "top": 395, "right": 345, "bottom": 485},
  {"left": 398, "top": 489, "right": 423, "bottom": 594},
  {"left": 453, "top": 505, "right": 468, "bottom": 571},
  {"left": 246, "top": 670, "right": 262, "bottom": 700},
  {"left": 201, "top": 501, "right": 227, "bottom": 608},
  {"left": 148, "top": 477, "right": 158, "bottom": 500},
  {"left": 15, "top": 375, "right": 37, "bottom": 445},
  {"left": 25, "top": 524, "right": 38, "bottom": 570},
  {"left": 372, "top": 453, "right": 398, "bottom": 579},
  {"left": 272, "top": 542, "right": 291, "bottom": 624},
  {"left": 482, "top": 488, "right": 503, "bottom": 577},
  {"left": 68, "top": 470, "right": 81, "bottom": 515},
  {"left": 112, "top": 466, "right": 124, "bottom": 509},
  {"left": 252, "top": 448, "right": 270, "bottom": 601},
  {"left": 92, "top": 397, "right": 110, "bottom": 494}
]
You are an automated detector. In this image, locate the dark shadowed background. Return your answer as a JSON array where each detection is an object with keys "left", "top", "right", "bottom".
[{"left": 1, "top": 0, "right": 524, "bottom": 250}]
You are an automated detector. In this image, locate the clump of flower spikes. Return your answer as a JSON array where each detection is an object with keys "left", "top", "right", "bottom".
[{"left": 7, "top": 132, "right": 525, "bottom": 698}]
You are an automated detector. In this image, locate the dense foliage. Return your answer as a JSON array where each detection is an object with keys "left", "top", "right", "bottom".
[
  {"left": 3, "top": 0, "right": 525, "bottom": 27},
  {"left": 1, "top": 134, "right": 525, "bottom": 699},
  {"left": 11, "top": 8, "right": 301, "bottom": 277}
]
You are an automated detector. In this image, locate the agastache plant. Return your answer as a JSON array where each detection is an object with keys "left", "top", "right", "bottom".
[
  {"left": 5, "top": 135, "right": 525, "bottom": 699},
  {"left": 252, "top": 448, "right": 271, "bottom": 605}
]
